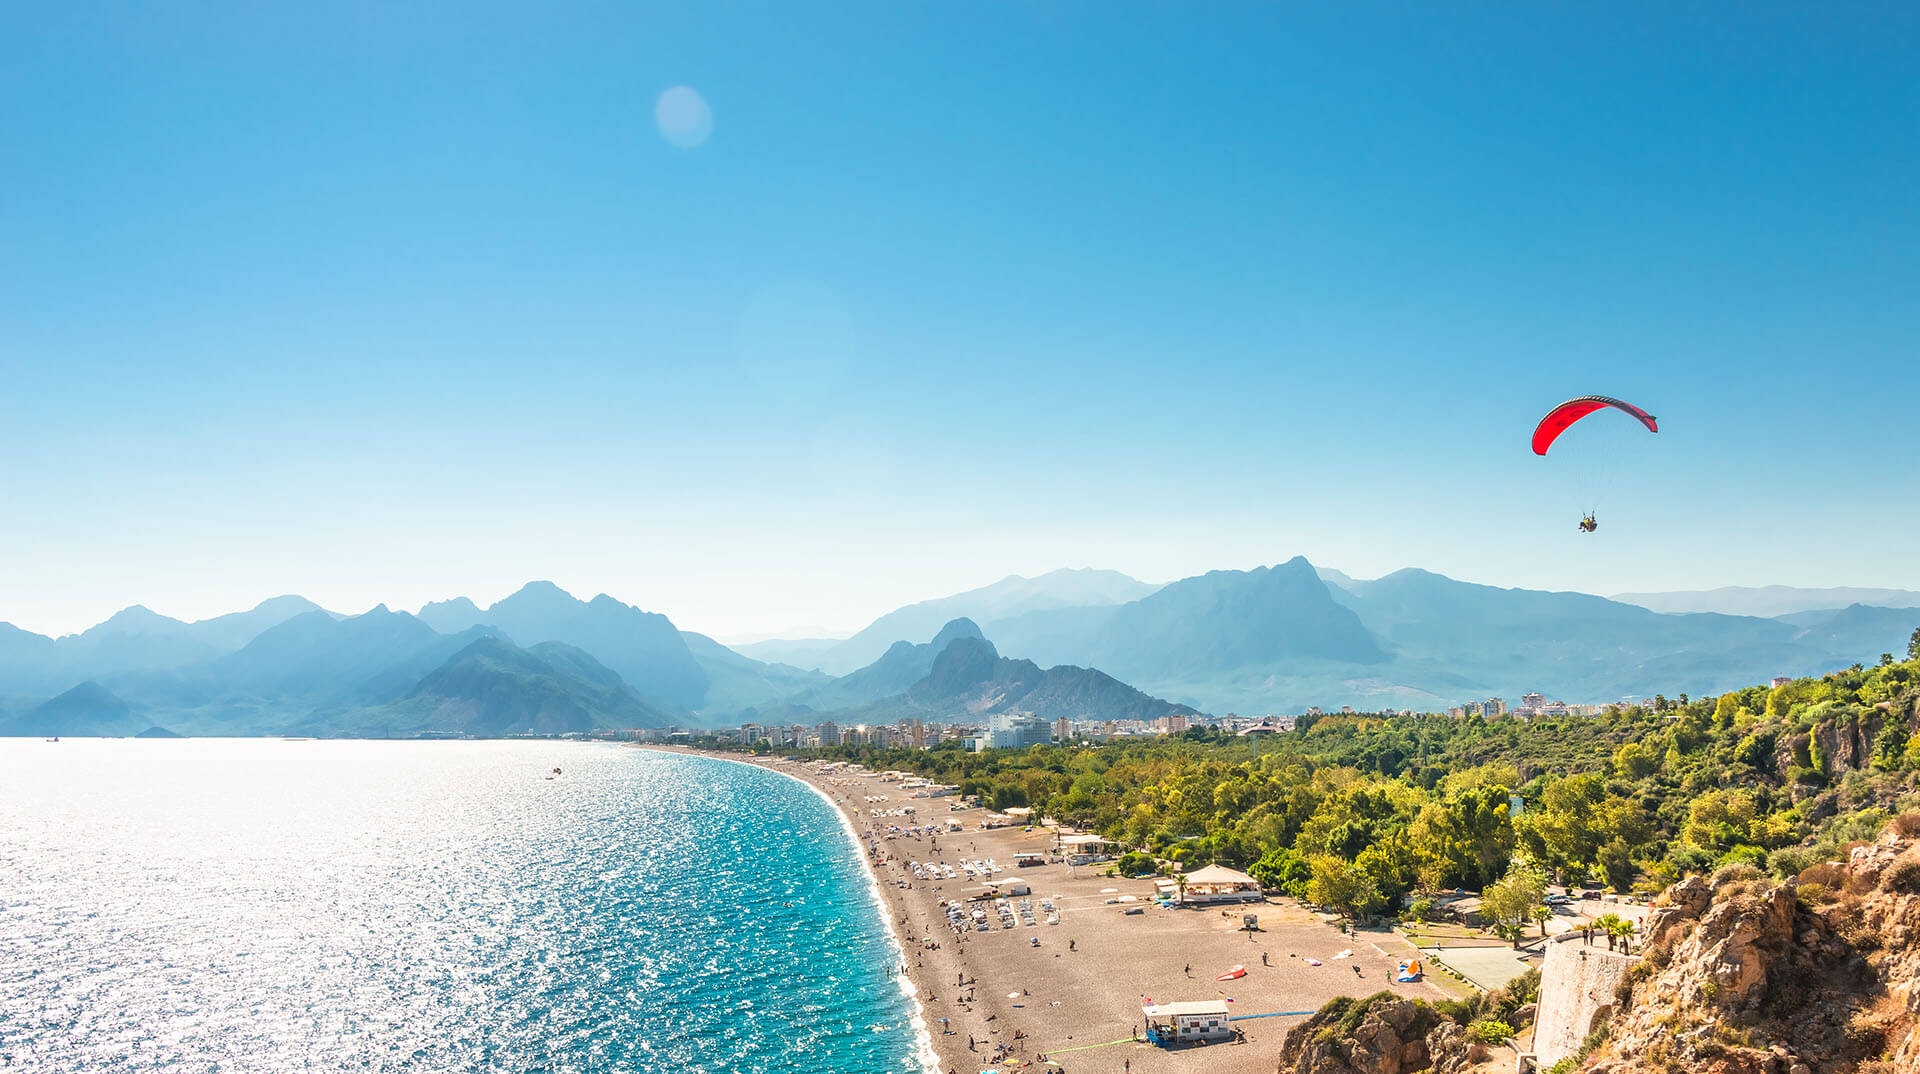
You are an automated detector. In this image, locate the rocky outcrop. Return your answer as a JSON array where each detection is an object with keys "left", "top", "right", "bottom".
[
  {"left": 1275, "top": 993, "right": 1478, "bottom": 1074},
  {"left": 1578, "top": 834, "right": 1920, "bottom": 1074},
  {"left": 1424, "top": 1020, "right": 1477, "bottom": 1074}
]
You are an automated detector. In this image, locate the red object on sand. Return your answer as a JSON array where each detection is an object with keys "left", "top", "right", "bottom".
[{"left": 1216, "top": 965, "right": 1246, "bottom": 981}]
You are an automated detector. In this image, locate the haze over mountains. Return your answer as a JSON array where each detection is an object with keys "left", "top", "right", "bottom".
[
  {"left": 1, "top": 563, "right": 1915, "bottom": 737},
  {"left": 1610, "top": 585, "right": 1920, "bottom": 618},
  {"left": 737, "top": 568, "right": 1160, "bottom": 674}
]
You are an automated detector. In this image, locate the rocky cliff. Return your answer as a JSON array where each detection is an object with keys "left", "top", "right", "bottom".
[
  {"left": 1578, "top": 826, "right": 1920, "bottom": 1074},
  {"left": 1275, "top": 992, "right": 1511, "bottom": 1074}
]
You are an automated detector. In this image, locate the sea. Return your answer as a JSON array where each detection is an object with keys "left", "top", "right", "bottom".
[{"left": 0, "top": 739, "right": 932, "bottom": 1073}]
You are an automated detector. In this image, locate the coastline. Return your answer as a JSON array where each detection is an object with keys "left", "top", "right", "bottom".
[
  {"left": 638, "top": 745, "right": 1450, "bottom": 1074},
  {"left": 692, "top": 746, "right": 945, "bottom": 1074}
]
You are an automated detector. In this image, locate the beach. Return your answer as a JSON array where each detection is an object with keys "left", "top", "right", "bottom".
[{"left": 644, "top": 747, "right": 1454, "bottom": 1074}]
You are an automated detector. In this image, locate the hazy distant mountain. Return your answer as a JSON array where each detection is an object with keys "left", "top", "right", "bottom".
[
  {"left": 415, "top": 582, "right": 709, "bottom": 710},
  {"left": 1781, "top": 604, "right": 1920, "bottom": 661},
  {"left": 212, "top": 606, "right": 488, "bottom": 709},
  {"left": 416, "top": 582, "right": 827, "bottom": 715},
  {"left": 417, "top": 596, "right": 484, "bottom": 634},
  {"left": 1315, "top": 566, "right": 1360, "bottom": 589},
  {"left": 843, "top": 634, "right": 1199, "bottom": 724},
  {"left": 728, "top": 637, "right": 842, "bottom": 668},
  {"left": 56, "top": 606, "right": 220, "bottom": 677},
  {"left": 6, "top": 564, "right": 1916, "bottom": 734},
  {"left": 908, "top": 560, "right": 1916, "bottom": 714},
  {"left": 678, "top": 631, "right": 832, "bottom": 716},
  {"left": 183, "top": 595, "right": 329, "bottom": 652},
  {"left": 0, "top": 596, "right": 327, "bottom": 698},
  {"left": 0, "top": 682, "right": 149, "bottom": 737},
  {"left": 0, "top": 623, "right": 57, "bottom": 687},
  {"left": 21, "top": 613, "right": 686, "bottom": 738},
  {"left": 0, "top": 585, "right": 796, "bottom": 735},
  {"left": 788, "top": 618, "right": 986, "bottom": 711},
  {"left": 1086, "top": 557, "right": 1386, "bottom": 678},
  {"left": 1612, "top": 585, "right": 1920, "bottom": 617},
  {"left": 346, "top": 636, "right": 677, "bottom": 737},
  {"left": 777, "top": 569, "right": 1160, "bottom": 674},
  {"left": 1279, "top": 566, "right": 1887, "bottom": 710},
  {"left": 970, "top": 604, "right": 1131, "bottom": 669}
]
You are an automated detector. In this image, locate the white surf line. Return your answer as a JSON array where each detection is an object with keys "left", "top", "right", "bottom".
[{"left": 671, "top": 751, "right": 942, "bottom": 1074}]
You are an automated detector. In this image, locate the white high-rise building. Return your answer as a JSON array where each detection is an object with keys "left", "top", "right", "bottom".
[{"left": 986, "top": 711, "right": 1051, "bottom": 749}]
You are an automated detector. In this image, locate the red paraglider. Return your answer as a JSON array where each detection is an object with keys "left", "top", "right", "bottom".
[{"left": 1531, "top": 395, "right": 1658, "bottom": 456}]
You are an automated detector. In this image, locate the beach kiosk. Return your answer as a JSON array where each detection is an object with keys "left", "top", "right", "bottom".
[
  {"left": 1142, "top": 1001, "right": 1233, "bottom": 1045},
  {"left": 1056, "top": 833, "right": 1114, "bottom": 866},
  {"left": 1176, "top": 864, "right": 1264, "bottom": 905}
]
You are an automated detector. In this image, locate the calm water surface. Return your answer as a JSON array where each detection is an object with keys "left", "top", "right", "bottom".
[{"left": 0, "top": 740, "right": 927, "bottom": 1073}]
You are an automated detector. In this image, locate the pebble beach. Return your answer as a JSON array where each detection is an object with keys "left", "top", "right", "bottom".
[{"left": 646, "top": 746, "right": 1452, "bottom": 1074}]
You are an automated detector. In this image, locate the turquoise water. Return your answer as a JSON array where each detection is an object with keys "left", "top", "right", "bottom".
[{"left": 0, "top": 740, "right": 928, "bottom": 1073}]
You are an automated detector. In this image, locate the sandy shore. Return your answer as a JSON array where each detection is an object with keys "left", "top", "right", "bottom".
[{"left": 641, "top": 746, "right": 1453, "bottom": 1074}]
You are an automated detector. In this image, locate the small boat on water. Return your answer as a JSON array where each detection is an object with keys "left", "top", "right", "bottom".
[{"left": 1216, "top": 965, "right": 1247, "bottom": 981}]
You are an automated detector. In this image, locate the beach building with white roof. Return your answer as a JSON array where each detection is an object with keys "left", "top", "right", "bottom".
[
  {"left": 1173, "top": 864, "right": 1264, "bottom": 905},
  {"left": 1141, "top": 1001, "right": 1233, "bottom": 1044}
]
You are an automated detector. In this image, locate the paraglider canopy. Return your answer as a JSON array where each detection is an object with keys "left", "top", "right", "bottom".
[{"left": 1531, "top": 396, "right": 1658, "bottom": 456}]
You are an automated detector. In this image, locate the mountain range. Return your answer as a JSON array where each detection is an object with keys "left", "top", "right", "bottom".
[
  {"left": 1610, "top": 585, "right": 1920, "bottom": 618},
  {"left": 3, "top": 565, "right": 1916, "bottom": 736},
  {"left": 734, "top": 568, "right": 1159, "bottom": 674}
]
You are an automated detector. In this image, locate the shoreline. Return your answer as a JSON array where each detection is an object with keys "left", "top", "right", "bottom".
[
  {"left": 680, "top": 746, "right": 944, "bottom": 1074},
  {"left": 638, "top": 745, "right": 1451, "bottom": 1074},
  {"left": 637, "top": 745, "right": 954, "bottom": 1071}
]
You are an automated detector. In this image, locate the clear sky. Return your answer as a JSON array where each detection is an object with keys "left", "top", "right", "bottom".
[{"left": 3, "top": 2, "right": 1917, "bottom": 640}]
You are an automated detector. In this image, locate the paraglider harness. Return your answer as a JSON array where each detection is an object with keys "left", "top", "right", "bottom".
[{"left": 1578, "top": 514, "right": 1597, "bottom": 533}]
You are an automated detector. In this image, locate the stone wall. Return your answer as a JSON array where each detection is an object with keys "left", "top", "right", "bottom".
[{"left": 1532, "top": 932, "right": 1636, "bottom": 1069}]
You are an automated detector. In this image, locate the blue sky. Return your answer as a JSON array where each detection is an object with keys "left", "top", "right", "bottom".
[{"left": 3, "top": 2, "right": 1917, "bottom": 639}]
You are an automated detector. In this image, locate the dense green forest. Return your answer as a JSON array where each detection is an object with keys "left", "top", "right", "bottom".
[{"left": 713, "top": 633, "right": 1920, "bottom": 920}]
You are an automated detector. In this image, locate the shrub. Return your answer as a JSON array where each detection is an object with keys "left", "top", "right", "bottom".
[
  {"left": 1709, "top": 861, "right": 1762, "bottom": 889},
  {"left": 1881, "top": 858, "right": 1920, "bottom": 895},
  {"left": 1891, "top": 812, "right": 1920, "bottom": 838},
  {"left": 1769, "top": 845, "right": 1823, "bottom": 878},
  {"left": 1506, "top": 967, "right": 1542, "bottom": 1008},
  {"left": 1467, "top": 1019, "right": 1514, "bottom": 1044},
  {"left": 1798, "top": 862, "right": 1849, "bottom": 889}
]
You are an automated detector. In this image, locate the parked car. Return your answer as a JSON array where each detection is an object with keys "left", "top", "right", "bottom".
[{"left": 1544, "top": 894, "right": 1572, "bottom": 905}]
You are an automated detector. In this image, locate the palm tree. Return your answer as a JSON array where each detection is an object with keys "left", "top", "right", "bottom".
[
  {"left": 1173, "top": 870, "right": 1189, "bottom": 905},
  {"left": 1593, "top": 913, "right": 1626, "bottom": 951},
  {"left": 1605, "top": 914, "right": 1636, "bottom": 953},
  {"left": 1532, "top": 904, "right": 1554, "bottom": 938}
]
